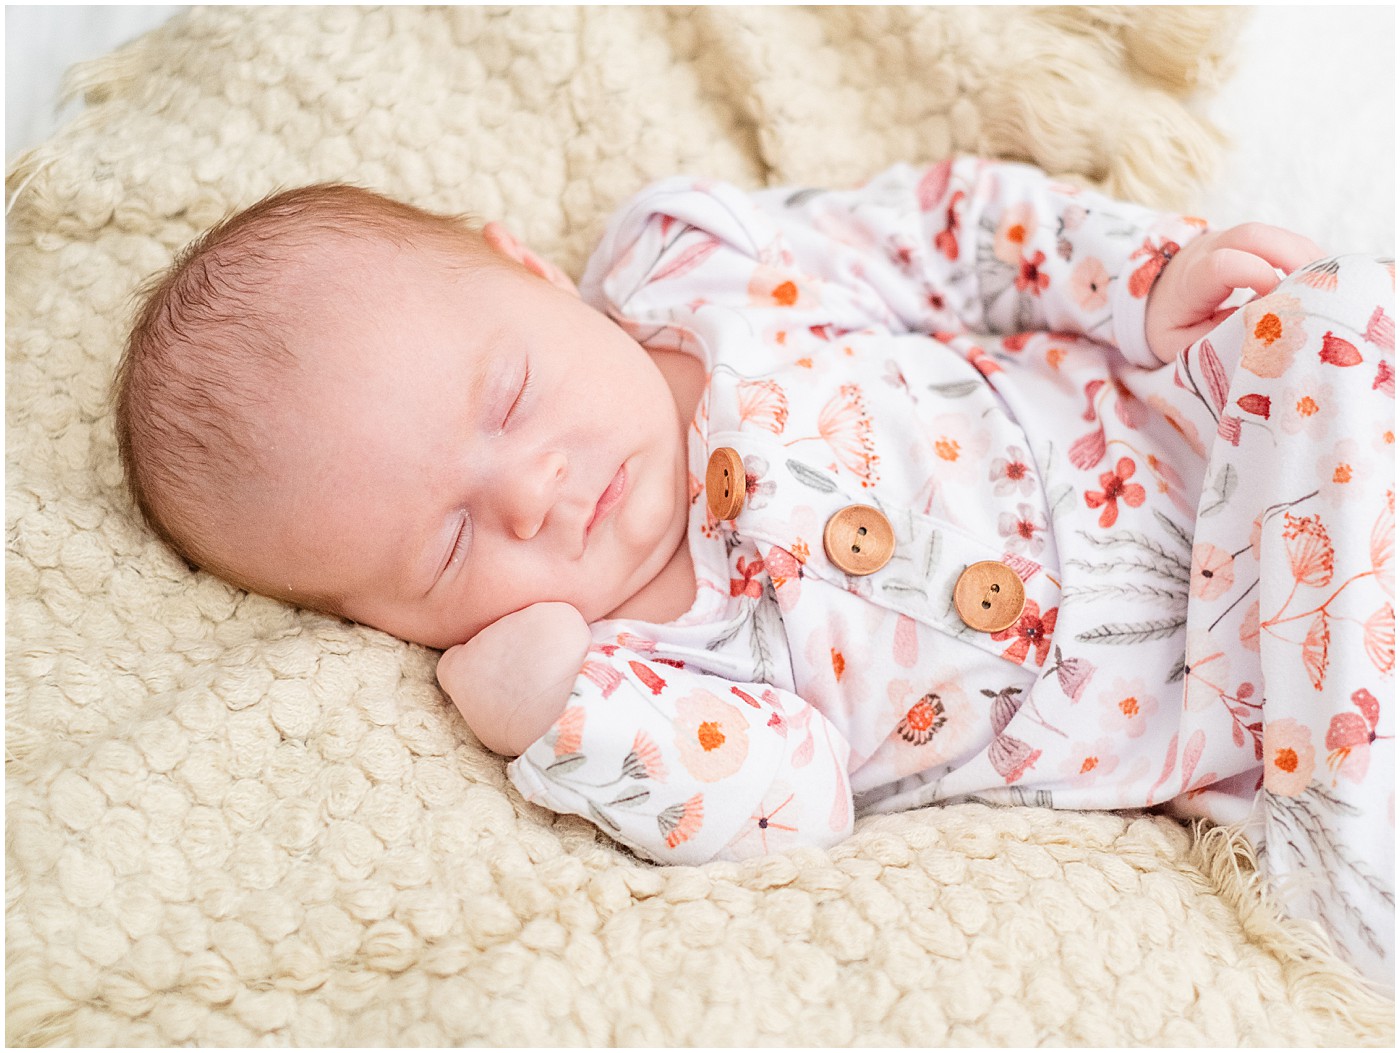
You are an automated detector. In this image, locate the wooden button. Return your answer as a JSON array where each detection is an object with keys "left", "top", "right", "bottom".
[
  {"left": 705, "top": 447, "right": 745, "bottom": 520},
  {"left": 823, "top": 505, "right": 894, "bottom": 576},
  {"left": 953, "top": 561, "right": 1026, "bottom": 633}
]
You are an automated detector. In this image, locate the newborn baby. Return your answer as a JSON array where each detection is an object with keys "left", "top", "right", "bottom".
[{"left": 114, "top": 157, "right": 1393, "bottom": 982}]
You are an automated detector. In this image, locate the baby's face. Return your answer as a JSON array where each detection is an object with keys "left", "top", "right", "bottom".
[{"left": 225, "top": 231, "right": 691, "bottom": 649}]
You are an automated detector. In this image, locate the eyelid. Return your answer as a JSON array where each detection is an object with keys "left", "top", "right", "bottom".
[
  {"left": 501, "top": 360, "right": 533, "bottom": 431},
  {"left": 434, "top": 512, "right": 471, "bottom": 586}
]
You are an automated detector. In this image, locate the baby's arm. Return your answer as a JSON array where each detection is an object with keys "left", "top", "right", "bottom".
[
  {"left": 435, "top": 602, "right": 591, "bottom": 757},
  {"left": 506, "top": 648, "right": 855, "bottom": 864}
]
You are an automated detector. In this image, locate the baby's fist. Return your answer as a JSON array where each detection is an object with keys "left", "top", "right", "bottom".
[{"left": 436, "top": 601, "right": 591, "bottom": 757}]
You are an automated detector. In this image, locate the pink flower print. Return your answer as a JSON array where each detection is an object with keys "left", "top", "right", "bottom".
[
  {"left": 990, "top": 600, "right": 1057, "bottom": 667},
  {"left": 1061, "top": 203, "right": 1088, "bottom": 231},
  {"left": 1183, "top": 628, "right": 1231, "bottom": 712},
  {"left": 1295, "top": 257, "right": 1340, "bottom": 291},
  {"left": 660, "top": 793, "right": 705, "bottom": 850},
  {"left": 552, "top": 707, "right": 586, "bottom": 756},
  {"left": 1315, "top": 438, "right": 1373, "bottom": 507},
  {"left": 816, "top": 383, "right": 880, "bottom": 487},
  {"left": 1060, "top": 738, "right": 1120, "bottom": 787},
  {"left": 1365, "top": 305, "right": 1394, "bottom": 352},
  {"left": 741, "top": 454, "right": 776, "bottom": 511},
  {"left": 1147, "top": 394, "right": 1206, "bottom": 458},
  {"left": 1097, "top": 677, "right": 1158, "bottom": 739},
  {"left": 998, "top": 502, "right": 1047, "bottom": 557},
  {"left": 730, "top": 555, "right": 765, "bottom": 599},
  {"left": 727, "top": 782, "right": 802, "bottom": 856},
  {"left": 1325, "top": 689, "right": 1383, "bottom": 784},
  {"left": 1083, "top": 457, "right": 1147, "bottom": 528},
  {"left": 622, "top": 730, "right": 668, "bottom": 781},
  {"left": 1239, "top": 599, "right": 1262, "bottom": 653},
  {"left": 994, "top": 202, "right": 1037, "bottom": 265},
  {"left": 673, "top": 690, "right": 750, "bottom": 782},
  {"left": 1016, "top": 251, "right": 1050, "bottom": 296},
  {"left": 1372, "top": 491, "right": 1394, "bottom": 600},
  {"left": 1363, "top": 604, "right": 1394, "bottom": 675},
  {"left": 737, "top": 380, "right": 789, "bottom": 435},
  {"left": 1278, "top": 382, "right": 1334, "bottom": 438},
  {"left": 934, "top": 190, "right": 966, "bottom": 260},
  {"left": 1070, "top": 255, "right": 1110, "bottom": 312},
  {"left": 1190, "top": 543, "right": 1236, "bottom": 601},
  {"left": 1240, "top": 293, "right": 1307, "bottom": 378},
  {"left": 746, "top": 265, "right": 818, "bottom": 309},
  {"left": 924, "top": 411, "right": 989, "bottom": 484},
  {"left": 990, "top": 446, "right": 1037, "bottom": 496},
  {"left": 1262, "top": 718, "right": 1315, "bottom": 796}
]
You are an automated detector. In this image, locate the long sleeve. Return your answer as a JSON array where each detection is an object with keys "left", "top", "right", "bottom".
[
  {"left": 581, "top": 155, "right": 1207, "bottom": 370},
  {"left": 506, "top": 647, "right": 854, "bottom": 865}
]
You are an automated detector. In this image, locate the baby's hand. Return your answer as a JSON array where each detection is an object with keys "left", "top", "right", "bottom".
[
  {"left": 1145, "top": 223, "right": 1326, "bottom": 364},
  {"left": 436, "top": 601, "right": 591, "bottom": 757}
]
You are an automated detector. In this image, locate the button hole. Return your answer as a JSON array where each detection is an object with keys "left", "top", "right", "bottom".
[
  {"left": 857, "top": 526, "right": 867, "bottom": 536},
  {"left": 981, "top": 600, "right": 991, "bottom": 609},
  {"left": 990, "top": 583, "right": 1000, "bottom": 592},
  {"left": 852, "top": 545, "right": 861, "bottom": 553}
]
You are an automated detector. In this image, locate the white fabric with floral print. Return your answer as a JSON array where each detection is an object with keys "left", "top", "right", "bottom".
[{"left": 506, "top": 157, "right": 1395, "bottom": 984}]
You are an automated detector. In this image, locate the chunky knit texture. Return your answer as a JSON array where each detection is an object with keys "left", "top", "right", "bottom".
[{"left": 6, "top": 6, "right": 1392, "bottom": 1045}]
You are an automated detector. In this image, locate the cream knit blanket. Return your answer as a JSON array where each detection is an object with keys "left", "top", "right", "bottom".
[{"left": 6, "top": 6, "right": 1392, "bottom": 1045}]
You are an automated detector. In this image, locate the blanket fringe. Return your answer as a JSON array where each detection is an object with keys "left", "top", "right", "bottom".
[{"left": 1188, "top": 820, "right": 1396, "bottom": 1045}]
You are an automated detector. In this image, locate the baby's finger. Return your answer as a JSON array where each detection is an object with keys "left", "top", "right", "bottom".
[
  {"left": 1202, "top": 247, "right": 1284, "bottom": 301},
  {"left": 1212, "top": 223, "right": 1327, "bottom": 276}
]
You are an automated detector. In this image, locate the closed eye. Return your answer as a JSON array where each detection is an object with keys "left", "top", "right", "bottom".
[{"left": 502, "top": 361, "right": 533, "bottom": 430}]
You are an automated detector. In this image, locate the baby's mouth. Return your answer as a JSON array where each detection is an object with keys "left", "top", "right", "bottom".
[{"left": 585, "top": 463, "right": 627, "bottom": 538}]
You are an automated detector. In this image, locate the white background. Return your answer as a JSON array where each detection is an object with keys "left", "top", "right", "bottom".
[{"left": 4, "top": 4, "right": 1395, "bottom": 256}]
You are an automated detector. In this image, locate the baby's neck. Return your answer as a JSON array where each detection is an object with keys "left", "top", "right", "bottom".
[{"left": 602, "top": 347, "right": 705, "bottom": 625}]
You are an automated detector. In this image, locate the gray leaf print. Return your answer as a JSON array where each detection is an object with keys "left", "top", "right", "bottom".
[{"left": 786, "top": 460, "right": 839, "bottom": 493}]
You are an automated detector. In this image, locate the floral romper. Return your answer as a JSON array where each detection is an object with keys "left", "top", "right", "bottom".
[{"left": 504, "top": 157, "right": 1395, "bottom": 984}]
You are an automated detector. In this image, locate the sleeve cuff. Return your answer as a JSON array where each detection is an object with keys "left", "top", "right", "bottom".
[{"left": 1110, "top": 217, "right": 1210, "bottom": 369}]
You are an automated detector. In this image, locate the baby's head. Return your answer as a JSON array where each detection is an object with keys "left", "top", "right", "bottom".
[{"left": 114, "top": 185, "right": 692, "bottom": 649}]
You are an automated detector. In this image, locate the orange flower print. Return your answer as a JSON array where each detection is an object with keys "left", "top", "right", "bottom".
[
  {"left": 1282, "top": 512, "right": 1335, "bottom": 588},
  {"left": 660, "top": 793, "right": 704, "bottom": 849},
  {"left": 1147, "top": 394, "right": 1206, "bottom": 458},
  {"left": 1239, "top": 599, "right": 1261, "bottom": 653},
  {"left": 1262, "top": 718, "right": 1315, "bottom": 796},
  {"left": 814, "top": 383, "right": 880, "bottom": 486},
  {"left": 674, "top": 690, "right": 750, "bottom": 782},
  {"left": 896, "top": 692, "right": 947, "bottom": 745},
  {"left": 994, "top": 202, "right": 1036, "bottom": 265},
  {"left": 1363, "top": 604, "right": 1394, "bottom": 675},
  {"left": 736, "top": 380, "right": 789, "bottom": 435},
  {"left": 1240, "top": 293, "right": 1307, "bottom": 378},
  {"left": 1070, "top": 255, "right": 1110, "bottom": 311},
  {"left": 1083, "top": 457, "right": 1147, "bottom": 528},
  {"left": 1315, "top": 438, "right": 1373, "bottom": 507},
  {"left": 1096, "top": 677, "right": 1158, "bottom": 739},
  {"left": 746, "top": 265, "right": 818, "bottom": 309},
  {"left": 990, "top": 600, "right": 1057, "bottom": 667},
  {"left": 1060, "top": 738, "right": 1119, "bottom": 787},
  {"left": 1278, "top": 382, "right": 1333, "bottom": 438},
  {"left": 1190, "top": 543, "right": 1236, "bottom": 601},
  {"left": 1295, "top": 257, "right": 1341, "bottom": 291}
]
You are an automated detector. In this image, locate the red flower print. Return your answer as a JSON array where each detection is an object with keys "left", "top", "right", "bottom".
[
  {"left": 1319, "top": 332, "right": 1363, "bottom": 366},
  {"left": 629, "top": 661, "right": 668, "bottom": 696},
  {"left": 934, "top": 190, "right": 965, "bottom": 259},
  {"left": 730, "top": 556, "right": 765, "bottom": 598},
  {"left": 1083, "top": 457, "right": 1147, "bottom": 527},
  {"left": 1236, "top": 393, "right": 1271, "bottom": 418},
  {"left": 991, "top": 600, "right": 1058, "bottom": 667},
  {"left": 1127, "top": 238, "right": 1180, "bottom": 298},
  {"left": 1015, "top": 251, "right": 1050, "bottom": 295}
]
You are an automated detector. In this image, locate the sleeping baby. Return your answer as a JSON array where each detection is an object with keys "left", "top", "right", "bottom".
[{"left": 112, "top": 156, "right": 1394, "bottom": 984}]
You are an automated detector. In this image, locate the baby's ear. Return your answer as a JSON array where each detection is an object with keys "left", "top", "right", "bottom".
[{"left": 481, "top": 222, "right": 579, "bottom": 297}]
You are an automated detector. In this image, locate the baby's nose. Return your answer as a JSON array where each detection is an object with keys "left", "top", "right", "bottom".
[{"left": 509, "top": 451, "right": 567, "bottom": 541}]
